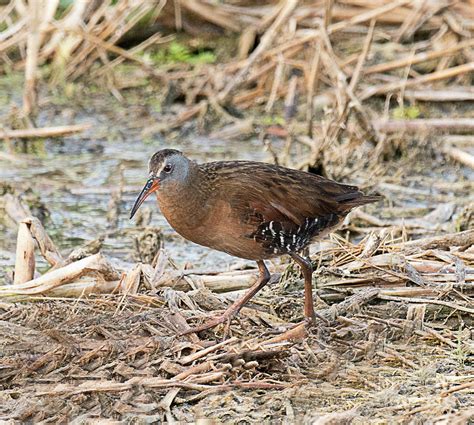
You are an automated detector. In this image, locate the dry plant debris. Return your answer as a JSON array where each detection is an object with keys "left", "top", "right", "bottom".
[
  {"left": 0, "top": 201, "right": 473, "bottom": 422},
  {"left": 1, "top": 0, "right": 474, "bottom": 422},
  {"left": 1, "top": 1, "right": 473, "bottom": 172}
]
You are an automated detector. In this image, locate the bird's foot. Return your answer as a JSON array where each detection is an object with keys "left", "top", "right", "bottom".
[
  {"left": 180, "top": 311, "right": 235, "bottom": 336},
  {"left": 265, "top": 317, "right": 319, "bottom": 343},
  {"left": 265, "top": 320, "right": 310, "bottom": 343}
]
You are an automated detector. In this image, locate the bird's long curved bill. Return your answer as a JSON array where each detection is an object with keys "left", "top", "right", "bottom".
[{"left": 130, "top": 178, "right": 159, "bottom": 219}]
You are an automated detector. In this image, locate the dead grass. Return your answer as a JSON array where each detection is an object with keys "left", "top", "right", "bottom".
[
  {"left": 0, "top": 273, "right": 473, "bottom": 423},
  {"left": 1, "top": 0, "right": 474, "bottom": 422},
  {"left": 1, "top": 202, "right": 473, "bottom": 422}
]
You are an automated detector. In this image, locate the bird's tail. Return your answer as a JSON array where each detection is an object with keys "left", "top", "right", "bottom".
[{"left": 336, "top": 192, "right": 382, "bottom": 209}]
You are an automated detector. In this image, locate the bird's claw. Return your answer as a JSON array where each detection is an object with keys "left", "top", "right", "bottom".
[{"left": 180, "top": 313, "right": 232, "bottom": 336}]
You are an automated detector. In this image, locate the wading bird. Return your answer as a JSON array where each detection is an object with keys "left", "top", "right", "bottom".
[{"left": 131, "top": 149, "right": 379, "bottom": 334}]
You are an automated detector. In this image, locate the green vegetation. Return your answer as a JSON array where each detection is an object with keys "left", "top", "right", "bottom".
[
  {"left": 150, "top": 41, "right": 216, "bottom": 65},
  {"left": 259, "top": 115, "right": 286, "bottom": 126},
  {"left": 392, "top": 105, "right": 421, "bottom": 119},
  {"left": 452, "top": 328, "right": 469, "bottom": 367}
]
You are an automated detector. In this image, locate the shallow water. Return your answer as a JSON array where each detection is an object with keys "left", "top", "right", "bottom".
[
  {"left": 1, "top": 76, "right": 472, "bottom": 282},
  {"left": 0, "top": 82, "right": 267, "bottom": 279}
]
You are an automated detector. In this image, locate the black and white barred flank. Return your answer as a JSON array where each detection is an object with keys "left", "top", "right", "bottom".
[{"left": 250, "top": 214, "right": 340, "bottom": 255}]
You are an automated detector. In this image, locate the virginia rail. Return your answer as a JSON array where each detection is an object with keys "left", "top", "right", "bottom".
[{"left": 130, "top": 149, "right": 379, "bottom": 334}]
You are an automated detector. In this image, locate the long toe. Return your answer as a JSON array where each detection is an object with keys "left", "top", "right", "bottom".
[
  {"left": 180, "top": 314, "right": 231, "bottom": 336},
  {"left": 265, "top": 321, "right": 308, "bottom": 343}
]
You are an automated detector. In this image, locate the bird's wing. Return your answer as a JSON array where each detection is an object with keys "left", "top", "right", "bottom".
[
  {"left": 205, "top": 161, "right": 369, "bottom": 254},
  {"left": 207, "top": 161, "right": 367, "bottom": 222}
]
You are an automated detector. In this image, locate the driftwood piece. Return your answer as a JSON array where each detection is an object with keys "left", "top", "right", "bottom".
[
  {"left": 47, "top": 276, "right": 120, "bottom": 298},
  {"left": 13, "top": 221, "right": 35, "bottom": 284}
]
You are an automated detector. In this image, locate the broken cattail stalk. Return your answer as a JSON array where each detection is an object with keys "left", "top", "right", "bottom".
[
  {"left": 24, "top": 216, "right": 63, "bottom": 267},
  {"left": 63, "top": 27, "right": 166, "bottom": 81},
  {"left": 444, "top": 136, "right": 474, "bottom": 148},
  {"left": 391, "top": 230, "right": 474, "bottom": 252},
  {"left": 48, "top": 276, "right": 120, "bottom": 298},
  {"left": 403, "top": 88, "right": 474, "bottom": 102},
  {"left": 325, "top": 0, "right": 412, "bottom": 32},
  {"left": 0, "top": 124, "right": 91, "bottom": 140},
  {"left": 93, "top": 33, "right": 173, "bottom": 78},
  {"left": 209, "top": 119, "right": 255, "bottom": 141},
  {"left": 65, "top": 2, "right": 156, "bottom": 81},
  {"left": 14, "top": 221, "right": 36, "bottom": 284},
  {"left": 0, "top": 254, "right": 119, "bottom": 297},
  {"left": 119, "top": 264, "right": 142, "bottom": 295},
  {"left": 444, "top": 147, "right": 474, "bottom": 169},
  {"left": 372, "top": 118, "right": 474, "bottom": 134},
  {"left": 42, "top": 0, "right": 88, "bottom": 69},
  {"left": 154, "top": 269, "right": 259, "bottom": 293},
  {"left": 22, "top": 0, "right": 59, "bottom": 115},
  {"left": 64, "top": 235, "right": 105, "bottom": 266},
  {"left": 180, "top": 0, "right": 240, "bottom": 32},
  {"left": 219, "top": 0, "right": 299, "bottom": 102},
  {"left": 3, "top": 194, "right": 32, "bottom": 224}
]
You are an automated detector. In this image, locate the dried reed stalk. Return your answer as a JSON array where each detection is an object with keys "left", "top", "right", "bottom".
[
  {"left": 361, "top": 62, "right": 474, "bottom": 99},
  {"left": 372, "top": 118, "right": 474, "bottom": 134},
  {"left": 364, "top": 38, "right": 474, "bottom": 75},
  {"left": 22, "top": 0, "right": 42, "bottom": 116},
  {"left": 154, "top": 269, "right": 259, "bottom": 293},
  {"left": 219, "top": 0, "right": 299, "bottom": 102},
  {"left": 13, "top": 221, "right": 35, "bottom": 284},
  {"left": 443, "top": 147, "right": 474, "bottom": 169},
  {"left": 22, "top": 0, "right": 59, "bottom": 115},
  {"left": 0, "top": 124, "right": 91, "bottom": 140}
]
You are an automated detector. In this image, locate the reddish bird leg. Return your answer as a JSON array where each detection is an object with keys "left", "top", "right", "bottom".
[
  {"left": 182, "top": 260, "right": 270, "bottom": 335},
  {"left": 291, "top": 253, "right": 315, "bottom": 320}
]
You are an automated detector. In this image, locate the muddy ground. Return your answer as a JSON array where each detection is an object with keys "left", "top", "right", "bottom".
[{"left": 0, "top": 70, "right": 473, "bottom": 423}]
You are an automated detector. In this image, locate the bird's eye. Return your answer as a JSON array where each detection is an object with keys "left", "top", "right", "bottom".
[{"left": 163, "top": 164, "right": 172, "bottom": 173}]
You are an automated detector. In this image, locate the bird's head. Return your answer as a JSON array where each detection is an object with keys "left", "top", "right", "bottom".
[{"left": 130, "top": 149, "right": 189, "bottom": 219}]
